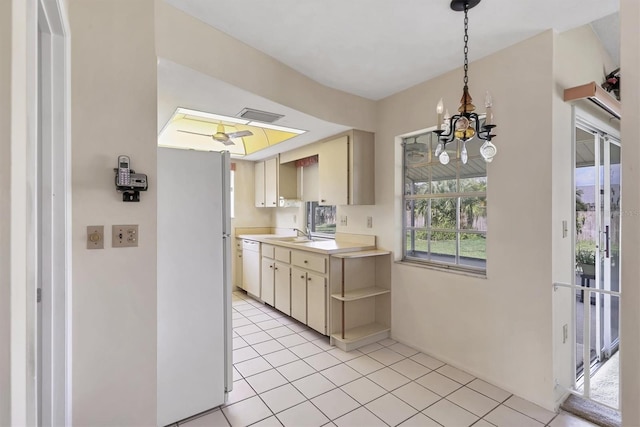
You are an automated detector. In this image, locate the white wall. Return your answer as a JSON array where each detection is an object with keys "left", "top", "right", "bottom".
[
  {"left": 0, "top": 1, "right": 11, "bottom": 423},
  {"left": 69, "top": 0, "right": 157, "bottom": 424},
  {"left": 376, "top": 31, "right": 557, "bottom": 409},
  {"left": 620, "top": 0, "right": 640, "bottom": 424}
]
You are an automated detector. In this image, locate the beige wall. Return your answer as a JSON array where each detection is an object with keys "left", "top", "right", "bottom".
[
  {"left": 0, "top": 0, "right": 11, "bottom": 423},
  {"left": 230, "top": 25, "right": 622, "bottom": 410},
  {"left": 69, "top": 0, "right": 157, "bottom": 424},
  {"left": 375, "top": 31, "right": 557, "bottom": 409},
  {"left": 620, "top": 0, "right": 640, "bottom": 424}
]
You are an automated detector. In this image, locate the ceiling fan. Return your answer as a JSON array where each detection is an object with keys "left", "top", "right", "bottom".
[{"left": 178, "top": 123, "right": 253, "bottom": 146}]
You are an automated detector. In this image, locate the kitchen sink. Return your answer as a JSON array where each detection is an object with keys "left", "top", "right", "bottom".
[
  {"left": 265, "top": 236, "right": 328, "bottom": 244},
  {"left": 265, "top": 236, "right": 312, "bottom": 243}
]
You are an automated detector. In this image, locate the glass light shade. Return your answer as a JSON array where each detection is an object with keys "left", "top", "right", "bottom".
[
  {"left": 439, "top": 150, "right": 450, "bottom": 165},
  {"left": 434, "top": 142, "right": 443, "bottom": 157}
]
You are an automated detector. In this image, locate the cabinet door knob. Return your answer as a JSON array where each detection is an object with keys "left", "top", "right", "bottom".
[
  {"left": 274, "top": 267, "right": 278, "bottom": 271},
  {"left": 304, "top": 260, "right": 308, "bottom": 264},
  {"left": 321, "top": 199, "right": 326, "bottom": 203},
  {"left": 307, "top": 277, "right": 312, "bottom": 281},
  {"left": 269, "top": 265, "right": 273, "bottom": 268},
  {"left": 300, "top": 275, "right": 305, "bottom": 279}
]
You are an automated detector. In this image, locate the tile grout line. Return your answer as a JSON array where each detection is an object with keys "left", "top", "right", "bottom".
[{"left": 234, "top": 292, "right": 555, "bottom": 427}]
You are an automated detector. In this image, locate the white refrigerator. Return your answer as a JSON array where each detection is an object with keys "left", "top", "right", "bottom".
[{"left": 157, "top": 148, "right": 232, "bottom": 426}]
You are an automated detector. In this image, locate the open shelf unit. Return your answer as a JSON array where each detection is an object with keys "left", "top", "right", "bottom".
[{"left": 329, "top": 250, "right": 391, "bottom": 351}]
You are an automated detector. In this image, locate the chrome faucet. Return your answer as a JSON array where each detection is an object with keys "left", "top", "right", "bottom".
[{"left": 293, "top": 228, "right": 313, "bottom": 240}]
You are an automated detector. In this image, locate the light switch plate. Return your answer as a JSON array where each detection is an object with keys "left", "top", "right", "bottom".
[
  {"left": 87, "top": 226, "right": 104, "bottom": 249},
  {"left": 367, "top": 216, "right": 373, "bottom": 228},
  {"left": 112, "top": 224, "right": 139, "bottom": 248}
]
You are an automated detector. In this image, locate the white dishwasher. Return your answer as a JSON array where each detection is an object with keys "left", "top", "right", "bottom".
[{"left": 242, "top": 239, "right": 261, "bottom": 298}]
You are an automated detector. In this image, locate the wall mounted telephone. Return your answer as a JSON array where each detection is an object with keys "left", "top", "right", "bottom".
[{"left": 114, "top": 155, "right": 148, "bottom": 202}]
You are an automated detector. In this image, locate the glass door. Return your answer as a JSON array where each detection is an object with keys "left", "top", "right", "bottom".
[
  {"left": 600, "top": 138, "right": 620, "bottom": 358},
  {"left": 574, "top": 121, "right": 621, "bottom": 408}
]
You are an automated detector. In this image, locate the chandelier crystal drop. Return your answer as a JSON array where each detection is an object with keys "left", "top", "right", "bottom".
[{"left": 434, "top": 0, "right": 497, "bottom": 165}]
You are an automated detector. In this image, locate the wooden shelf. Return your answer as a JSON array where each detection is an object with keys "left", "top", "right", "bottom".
[
  {"left": 331, "top": 286, "right": 390, "bottom": 301},
  {"left": 332, "top": 249, "right": 391, "bottom": 259}
]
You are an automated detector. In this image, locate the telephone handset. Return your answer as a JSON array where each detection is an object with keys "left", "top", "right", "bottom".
[
  {"left": 117, "top": 155, "right": 131, "bottom": 186},
  {"left": 114, "top": 155, "right": 148, "bottom": 202}
]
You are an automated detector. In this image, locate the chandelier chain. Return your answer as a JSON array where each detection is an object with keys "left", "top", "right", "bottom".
[{"left": 463, "top": 3, "right": 469, "bottom": 87}]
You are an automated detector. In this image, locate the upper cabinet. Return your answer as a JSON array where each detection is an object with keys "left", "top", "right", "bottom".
[
  {"left": 255, "top": 156, "right": 297, "bottom": 208},
  {"left": 255, "top": 161, "right": 266, "bottom": 207},
  {"left": 318, "top": 130, "right": 375, "bottom": 206}
]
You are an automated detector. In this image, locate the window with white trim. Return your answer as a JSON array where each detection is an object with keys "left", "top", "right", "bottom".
[{"left": 403, "top": 131, "right": 487, "bottom": 273}]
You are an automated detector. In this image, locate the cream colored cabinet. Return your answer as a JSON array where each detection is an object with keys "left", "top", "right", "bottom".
[
  {"left": 254, "top": 161, "right": 265, "bottom": 207},
  {"left": 264, "top": 157, "right": 278, "bottom": 207},
  {"left": 261, "top": 244, "right": 276, "bottom": 305},
  {"left": 274, "top": 247, "right": 291, "bottom": 314},
  {"left": 318, "top": 136, "right": 348, "bottom": 205},
  {"left": 306, "top": 272, "right": 327, "bottom": 335},
  {"left": 261, "top": 258, "right": 275, "bottom": 306},
  {"left": 235, "top": 238, "right": 243, "bottom": 289},
  {"left": 329, "top": 250, "right": 391, "bottom": 351},
  {"left": 291, "top": 267, "right": 307, "bottom": 324},
  {"left": 274, "top": 263, "right": 291, "bottom": 315},
  {"left": 318, "top": 130, "right": 375, "bottom": 206},
  {"left": 254, "top": 156, "right": 297, "bottom": 208},
  {"left": 291, "top": 250, "right": 328, "bottom": 335}
]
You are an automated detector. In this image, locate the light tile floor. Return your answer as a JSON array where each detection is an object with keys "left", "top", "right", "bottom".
[{"left": 177, "top": 291, "right": 596, "bottom": 427}]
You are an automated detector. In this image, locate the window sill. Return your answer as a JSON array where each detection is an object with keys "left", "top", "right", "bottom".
[{"left": 396, "top": 259, "right": 487, "bottom": 279}]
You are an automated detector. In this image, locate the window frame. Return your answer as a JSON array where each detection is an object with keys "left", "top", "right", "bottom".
[
  {"left": 306, "top": 201, "right": 337, "bottom": 239},
  {"left": 402, "top": 130, "right": 487, "bottom": 275}
]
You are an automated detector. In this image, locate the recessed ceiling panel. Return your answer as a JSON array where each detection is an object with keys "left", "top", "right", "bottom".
[{"left": 158, "top": 107, "right": 305, "bottom": 157}]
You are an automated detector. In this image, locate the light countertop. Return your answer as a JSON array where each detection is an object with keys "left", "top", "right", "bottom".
[{"left": 237, "top": 234, "right": 375, "bottom": 255}]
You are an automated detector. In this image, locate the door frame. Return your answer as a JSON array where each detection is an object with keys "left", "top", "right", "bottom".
[
  {"left": 37, "top": 0, "right": 71, "bottom": 425},
  {"left": 10, "top": 0, "right": 71, "bottom": 425}
]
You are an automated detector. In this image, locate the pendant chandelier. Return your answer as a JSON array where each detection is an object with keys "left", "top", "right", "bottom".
[{"left": 434, "top": 0, "right": 497, "bottom": 165}]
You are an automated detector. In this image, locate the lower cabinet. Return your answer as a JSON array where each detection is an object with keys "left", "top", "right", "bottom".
[
  {"left": 274, "top": 263, "right": 291, "bottom": 315},
  {"left": 261, "top": 258, "right": 275, "bottom": 306},
  {"left": 258, "top": 245, "right": 328, "bottom": 336},
  {"left": 306, "top": 271, "right": 327, "bottom": 335},
  {"left": 291, "top": 268, "right": 307, "bottom": 324}
]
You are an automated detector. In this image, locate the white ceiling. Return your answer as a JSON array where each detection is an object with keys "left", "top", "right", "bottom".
[
  {"left": 158, "top": 0, "right": 620, "bottom": 159},
  {"left": 163, "top": 0, "right": 619, "bottom": 100}
]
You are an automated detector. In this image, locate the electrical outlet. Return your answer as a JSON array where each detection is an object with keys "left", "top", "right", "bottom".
[
  {"left": 367, "top": 216, "right": 373, "bottom": 228},
  {"left": 340, "top": 215, "right": 347, "bottom": 226},
  {"left": 562, "top": 324, "right": 568, "bottom": 343},
  {"left": 112, "top": 224, "right": 139, "bottom": 248},
  {"left": 87, "top": 225, "right": 104, "bottom": 249},
  {"left": 562, "top": 220, "right": 568, "bottom": 238}
]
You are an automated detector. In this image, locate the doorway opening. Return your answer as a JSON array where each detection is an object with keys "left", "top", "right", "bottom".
[{"left": 573, "top": 114, "right": 621, "bottom": 410}]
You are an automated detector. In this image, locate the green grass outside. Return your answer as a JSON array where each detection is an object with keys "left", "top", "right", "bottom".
[
  {"left": 407, "top": 237, "right": 486, "bottom": 260},
  {"left": 316, "top": 224, "right": 336, "bottom": 234}
]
